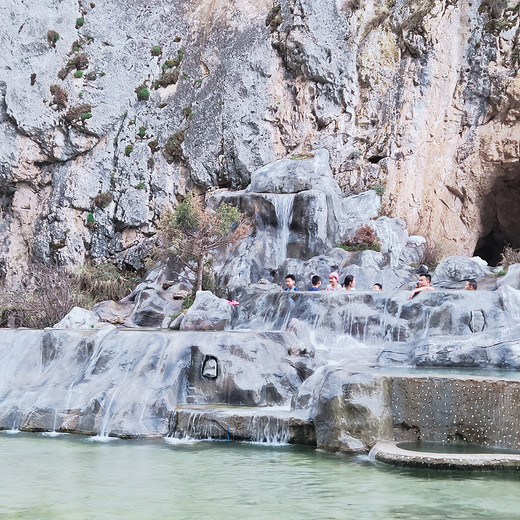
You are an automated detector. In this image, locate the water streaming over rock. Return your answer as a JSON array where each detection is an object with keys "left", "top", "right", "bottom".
[
  {"left": 0, "top": 328, "right": 302, "bottom": 439},
  {"left": 169, "top": 406, "right": 292, "bottom": 444},
  {"left": 2, "top": 284, "right": 520, "bottom": 454},
  {"left": 260, "top": 193, "right": 295, "bottom": 264}
]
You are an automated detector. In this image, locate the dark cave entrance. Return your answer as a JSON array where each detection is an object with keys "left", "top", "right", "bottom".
[{"left": 473, "top": 169, "right": 520, "bottom": 266}]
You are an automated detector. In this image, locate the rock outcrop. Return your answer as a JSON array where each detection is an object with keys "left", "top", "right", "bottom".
[
  {"left": 2, "top": 0, "right": 520, "bottom": 283},
  {"left": 0, "top": 327, "right": 302, "bottom": 436}
]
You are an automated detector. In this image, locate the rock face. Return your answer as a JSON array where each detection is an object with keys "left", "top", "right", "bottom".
[
  {"left": 232, "top": 285, "right": 520, "bottom": 366},
  {"left": 291, "top": 366, "right": 394, "bottom": 453},
  {"left": 0, "top": 327, "right": 302, "bottom": 437},
  {"left": 292, "top": 368, "right": 520, "bottom": 454},
  {"left": 2, "top": 0, "right": 520, "bottom": 283},
  {"left": 208, "top": 149, "right": 384, "bottom": 294}
]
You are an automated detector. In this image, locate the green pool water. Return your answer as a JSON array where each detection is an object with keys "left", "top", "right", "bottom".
[{"left": 1, "top": 432, "right": 520, "bottom": 520}]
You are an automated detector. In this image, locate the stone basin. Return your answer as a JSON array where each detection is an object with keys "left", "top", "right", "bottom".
[{"left": 370, "top": 440, "right": 520, "bottom": 470}]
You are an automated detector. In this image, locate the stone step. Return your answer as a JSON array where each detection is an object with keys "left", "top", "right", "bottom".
[{"left": 169, "top": 404, "right": 315, "bottom": 445}]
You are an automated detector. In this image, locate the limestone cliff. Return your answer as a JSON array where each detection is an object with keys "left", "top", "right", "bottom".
[{"left": 1, "top": 0, "right": 519, "bottom": 283}]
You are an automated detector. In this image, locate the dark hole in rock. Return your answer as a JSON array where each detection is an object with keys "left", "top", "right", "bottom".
[
  {"left": 473, "top": 172, "right": 520, "bottom": 266},
  {"left": 34, "top": 160, "right": 54, "bottom": 168},
  {"left": 202, "top": 355, "right": 218, "bottom": 379},
  {"left": 368, "top": 155, "right": 385, "bottom": 164}
]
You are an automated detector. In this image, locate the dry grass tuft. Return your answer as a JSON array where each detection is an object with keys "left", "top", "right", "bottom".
[{"left": 499, "top": 245, "right": 520, "bottom": 269}]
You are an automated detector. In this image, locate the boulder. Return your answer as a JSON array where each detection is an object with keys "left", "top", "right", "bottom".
[
  {"left": 291, "top": 365, "right": 394, "bottom": 453},
  {"left": 180, "top": 291, "right": 232, "bottom": 331},
  {"left": 93, "top": 300, "right": 134, "bottom": 324},
  {"left": 124, "top": 289, "right": 169, "bottom": 328},
  {"left": 432, "top": 255, "right": 492, "bottom": 288},
  {"left": 497, "top": 263, "right": 520, "bottom": 290},
  {"left": 53, "top": 307, "right": 100, "bottom": 329},
  {"left": 246, "top": 149, "right": 341, "bottom": 195}
]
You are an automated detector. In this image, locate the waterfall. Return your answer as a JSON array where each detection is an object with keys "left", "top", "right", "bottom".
[
  {"left": 6, "top": 420, "right": 19, "bottom": 434},
  {"left": 170, "top": 406, "right": 291, "bottom": 445},
  {"left": 249, "top": 414, "right": 290, "bottom": 444},
  {"left": 367, "top": 444, "right": 379, "bottom": 463},
  {"left": 269, "top": 194, "right": 294, "bottom": 262},
  {"left": 96, "top": 386, "right": 122, "bottom": 439}
]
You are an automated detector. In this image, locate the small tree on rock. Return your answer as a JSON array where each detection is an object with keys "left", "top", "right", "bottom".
[{"left": 158, "top": 192, "right": 250, "bottom": 292}]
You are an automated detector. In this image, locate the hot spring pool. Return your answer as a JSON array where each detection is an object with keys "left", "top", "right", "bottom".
[{"left": 1, "top": 431, "right": 520, "bottom": 519}]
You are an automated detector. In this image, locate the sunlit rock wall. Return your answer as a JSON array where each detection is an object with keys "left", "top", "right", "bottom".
[{"left": 1, "top": 0, "right": 519, "bottom": 282}]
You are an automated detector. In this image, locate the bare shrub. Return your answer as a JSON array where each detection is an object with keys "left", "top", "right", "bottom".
[
  {"left": 50, "top": 84, "right": 68, "bottom": 109},
  {"left": 419, "top": 240, "right": 445, "bottom": 269},
  {"left": 58, "top": 53, "right": 89, "bottom": 80},
  {"left": 64, "top": 104, "right": 92, "bottom": 124},
  {"left": 350, "top": 224, "right": 377, "bottom": 246},
  {"left": 499, "top": 245, "right": 520, "bottom": 269},
  {"left": 93, "top": 191, "right": 113, "bottom": 209},
  {"left": 47, "top": 30, "right": 60, "bottom": 48},
  {"left": 0, "top": 262, "right": 140, "bottom": 329},
  {"left": 265, "top": 4, "right": 282, "bottom": 32},
  {"left": 153, "top": 69, "right": 180, "bottom": 89},
  {"left": 345, "top": 0, "right": 360, "bottom": 10},
  {"left": 73, "top": 263, "right": 139, "bottom": 303},
  {"left": 338, "top": 224, "right": 380, "bottom": 252},
  {"left": 164, "top": 131, "right": 185, "bottom": 160},
  {"left": 0, "top": 264, "right": 88, "bottom": 329}
]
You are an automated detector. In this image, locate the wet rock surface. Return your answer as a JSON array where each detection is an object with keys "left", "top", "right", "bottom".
[
  {"left": 0, "top": 328, "right": 302, "bottom": 437},
  {"left": 3, "top": 275, "right": 520, "bottom": 454}
]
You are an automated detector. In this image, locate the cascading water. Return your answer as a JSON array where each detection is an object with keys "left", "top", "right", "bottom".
[
  {"left": 169, "top": 406, "right": 292, "bottom": 445},
  {"left": 0, "top": 329, "right": 194, "bottom": 438},
  {"left": 366, "top": 444, "right": 379, "bottom": 463},
  {"left": 97, "top": 387, "right": 123, "bottom": 438},
  {"left": 249, "top": 414, "right": 290, "bottom": 444},
  {"left": 267, "top": 194, "right": 294, "bottom": 263}
]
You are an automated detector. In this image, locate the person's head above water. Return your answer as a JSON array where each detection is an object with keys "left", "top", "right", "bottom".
[
  {"left": 311, "top": 275, "right": 321, "bottom": 287},
  {"left": 343, "top": 275, "right": 355, "bottom": 289},
  {"left": 417, "top": 273, "right": 432, "bottom": 286},
  {"left": 284, "top": 274, "right": 296, "bottom": 289},
  {"left": 328, "top": 271, "right": 339, "bottom": 282},
  {"left": 465, "top": 279, "right": 477, "bottom": 291}
]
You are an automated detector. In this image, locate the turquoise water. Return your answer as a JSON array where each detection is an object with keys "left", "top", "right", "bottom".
[{"left": 1, "top": 432, "right": 520, "bottom": 520}]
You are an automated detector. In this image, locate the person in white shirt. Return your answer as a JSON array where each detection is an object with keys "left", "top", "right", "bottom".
[{"left": 326, "top": 272, "right": 344, "bottom": 291}]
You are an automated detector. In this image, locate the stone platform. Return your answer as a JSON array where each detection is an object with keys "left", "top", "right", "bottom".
[{"left": 370, "top": 440, "right": 520, "bottom": 470}]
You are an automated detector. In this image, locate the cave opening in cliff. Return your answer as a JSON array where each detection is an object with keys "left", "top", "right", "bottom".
[{"left": 473, "top": 170, "right": 520, "bottom": 266}]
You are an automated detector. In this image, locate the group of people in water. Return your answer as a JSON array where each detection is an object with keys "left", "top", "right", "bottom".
[
  {"left": 283, "top": 272, "right": 380, "bottom": 293},
  {"left": 284, "top": 272, "right": 478, "bottom": 298}
]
